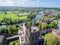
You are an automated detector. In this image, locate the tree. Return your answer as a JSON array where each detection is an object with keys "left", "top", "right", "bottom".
[
  {"left": 49, "top": 21, "right": 56, "bottom": 28},
  {"left": 42, "top": 23, "right": 48, "bottom": 29},
  {"left": 8, "top": 25, "right": 18, "bottom": 34},
  {"left": 45, "top": 33, "right": 60, "bottom": 45},
  {"left": 28, "top": 12, "right": 36, "bottom": 20},
  {"left": 5, "top": 18, "right": 10, "bottom": 24},
  {"left": 35, "top": 20, "right": 40, "bottom": 26},
  {"left": 0, "top": 28, "right": 2, "bottom": 33}
]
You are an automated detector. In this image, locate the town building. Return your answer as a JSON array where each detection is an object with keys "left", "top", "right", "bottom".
[
  {"left": 52, "top": 30, "right": 60, "bottom": 37},
  {"left": 57, "top": 20, "right": 60, "bottom": 29},
  {"left": 0, "top": 35, "right": 4, "bottom": 45}
]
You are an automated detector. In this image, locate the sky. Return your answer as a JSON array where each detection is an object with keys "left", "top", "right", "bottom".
[{"left": 0, "top": 0, "right": 60, "bottom": 7}]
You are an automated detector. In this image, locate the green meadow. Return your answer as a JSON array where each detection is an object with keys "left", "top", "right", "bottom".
[{"left": 0, "top": 11, "right": 28, "bottom": 22}]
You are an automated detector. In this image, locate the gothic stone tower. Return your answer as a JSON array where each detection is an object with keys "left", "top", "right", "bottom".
[{"left": 18, "top": 23, "right": 40, "bottom": 45}]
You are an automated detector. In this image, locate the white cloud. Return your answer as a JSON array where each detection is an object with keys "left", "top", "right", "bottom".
[
  {"left": 0, "top": 0, "right": 32, "bottom": 6},
  {"left": 20, "top": 0, "right": 29, "bottom": 1},
  {"left": 0, "top": 0, "right": 38, "bottom": 7},
  {"left": 0, "top": 0, "right": 14, "bottom": 6},
  {"left": 0, "top": 0, "right": 59, "bottom": 7}
]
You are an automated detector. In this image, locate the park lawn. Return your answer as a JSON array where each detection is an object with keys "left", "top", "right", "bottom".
[
  {"left": 6, "top": 13, "right": 28, "bottom": 21},
  {"left": 0, "top": 12, "right": 5, "bottom": 21},
  {"left": 9, "top": 40, "right": 20, "bottom": 45},
  {"left": 0, "top": 11, "right": 29, "bottom": 23}
]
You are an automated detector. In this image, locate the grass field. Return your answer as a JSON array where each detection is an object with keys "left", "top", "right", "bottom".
[
  {"left": 8, "top": 40, "right": 20, "bottom": 45},
  {"left": 0, "top": 11, "right": 28, "bottom": 22},
  {"left": 6, "top": 13, "right": 28, "bottom": 21},
  {"left": 0, "top": 12, "right": 5, "bottom": 21}
]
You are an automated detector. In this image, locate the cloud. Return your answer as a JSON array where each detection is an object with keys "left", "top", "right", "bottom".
[
  {"left": 0, "top": 0, "right": 38, "bottom": 6},
  {"left": 0, "top": 0, "right": 14, "bottom": 6},
  {"left": 0, "top": 0, "right": 60, "bottom": 7}
]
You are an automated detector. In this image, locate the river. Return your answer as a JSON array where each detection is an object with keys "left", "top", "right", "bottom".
[{"left": 32, "top": 12, "right": 42, "bottom": 22}]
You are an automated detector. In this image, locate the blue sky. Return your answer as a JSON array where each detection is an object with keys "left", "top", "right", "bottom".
[{"left": 0, "top": 0, "right": 60, "bottom": 7}]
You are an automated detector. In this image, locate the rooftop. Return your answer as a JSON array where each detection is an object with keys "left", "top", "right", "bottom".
[
  {"left": 31, "top": 26, "right": 39, "bottom": 33},
  {"left": 0, "top": 35, "right": 4, "bottom": 43}
]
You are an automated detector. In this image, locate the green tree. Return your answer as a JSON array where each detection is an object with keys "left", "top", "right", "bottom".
[
  {"left": 28, "top": 12, "right": 36, "bottom": 19},
  {"left": 0, "top": 28, "right": 2, "bottom": 33},
  {"left": 5, "top": 18, "right": 10, "bottom": 24},
  {"left": 45, "top": 33, "right": 60, "bottom": 45},
  {"left": 8, "top": 25, "right": 18, "bottom": 34},
  {"left": 49, "top": 21, "right": 56, "bottom": 28},
  {"left": 42, "top": 23, "right": 48, "bottom": 29}
]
